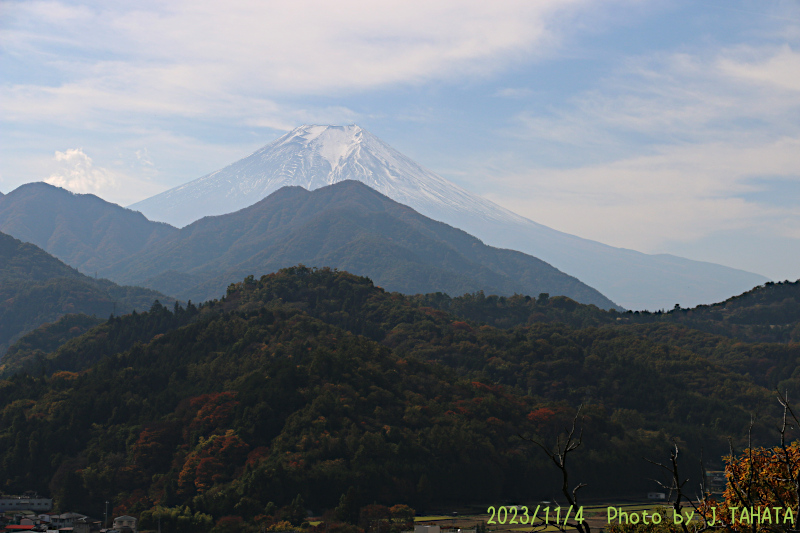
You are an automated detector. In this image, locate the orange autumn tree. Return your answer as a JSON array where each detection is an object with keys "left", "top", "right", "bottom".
[
  {"left": 698, "top": 394, "right": 800, "bottom": 533},
  {"left": 698, "top": 442, "right": 800, "bottom": 532}
]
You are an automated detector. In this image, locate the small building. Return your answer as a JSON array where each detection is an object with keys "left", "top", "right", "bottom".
[
  {"left": 647, "top": 492, "right": 666, "bottom": 501},
  {"left": 0, "top": 492, "right": 53, "bottom": 513},
  {"left": 49, "top": 512, "right": 87, "bottom": 528},
  {"left": 705, "top": 470, "right": 727, "bottom": 494},
  {"left": 112, "top": 515, "right": 137, "bottom": 533},
  {"left": 73, "top": 516, "right": 101, "bottom": 533}
]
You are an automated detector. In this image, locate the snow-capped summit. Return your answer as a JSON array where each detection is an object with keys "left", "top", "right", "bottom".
[
  {"left": 129, "top": 125, "right": 767, "bottom": 310},
  {"left": 130, "top": 124, "right": 528, "bottom": 228}
]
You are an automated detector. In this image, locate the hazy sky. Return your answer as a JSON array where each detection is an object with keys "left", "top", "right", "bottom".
[{"left": 2, "top": 0, "right": 799, "bottom": 280}]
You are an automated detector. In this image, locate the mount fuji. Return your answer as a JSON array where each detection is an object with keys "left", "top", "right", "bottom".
[{"left": 129, "top": 125, "right": 768, "bottom": 310}]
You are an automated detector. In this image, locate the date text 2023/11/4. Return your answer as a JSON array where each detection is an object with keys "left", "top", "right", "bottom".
[{"left": 487, "top": 506, "right": 585, "bottom": 527}]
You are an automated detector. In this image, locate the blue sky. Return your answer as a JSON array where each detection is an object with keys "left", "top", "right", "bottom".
[{"left": 1, "top": 0, "right": 799, "bottom": 281}]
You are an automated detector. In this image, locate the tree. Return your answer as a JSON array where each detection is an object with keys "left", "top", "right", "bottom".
[
  {"left": 642, "top": 443, "right": 699, "bottom": 533},
  {"left": 359, "top": 504, "right": 391, "bottom": 533},
  {"left": 281, "top": 494, "right": 307, "bottom": 526},
  {"left": 335, "top": 487, "right": 359, "bottom": 524},
  {"left": 389, "top": 504, "right": 415, "bottom": 531},
  {"left": 538, "top": 293, "right": 550, "bottom": 304},
  {"left": 609, "top": 392, "right": 800, "bottom": 533},
  {"left": 697, "top": 391, "right": 800, "bottom": 533},
  {"left": 519, "top": 405, "right": 589, "bottom": 533}
]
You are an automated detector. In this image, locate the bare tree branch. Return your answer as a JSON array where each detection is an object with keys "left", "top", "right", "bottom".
[{"left": 519, "top": 405, "right": 590, "bottom": 533}]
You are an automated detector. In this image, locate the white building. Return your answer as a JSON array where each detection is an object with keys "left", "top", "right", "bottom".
[
  {"left": 113, "top": 515, "right": 138, "bottom": 532},
  {"left": 0, "top": 492, "right": 53, "bottom": 512}
]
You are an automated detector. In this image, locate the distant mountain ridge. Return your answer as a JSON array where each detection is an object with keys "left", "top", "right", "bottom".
[
  {"left": 128, "top": 124, "right": 768, "bottom": 310},
  {"left": 0, "top": 182, "right": 178, "bottom": 274},
  {"left": 107, "top": 181, "right": 621, "bottom": 309}
]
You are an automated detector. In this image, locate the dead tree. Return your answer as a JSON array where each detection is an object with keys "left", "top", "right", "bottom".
[
  {"left": 519, "top": 405, "right": 590, "bottom": 533},
  {"left": 645, "top": 442, "right": 705, "bottom": 533},
  {"left": 776, "top": 390, "right": 800, "bottom": 524}
]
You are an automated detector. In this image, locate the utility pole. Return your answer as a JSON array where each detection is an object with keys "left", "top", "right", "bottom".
[{"left": 104, "top": 500, "right": 109, "bottom": 529}]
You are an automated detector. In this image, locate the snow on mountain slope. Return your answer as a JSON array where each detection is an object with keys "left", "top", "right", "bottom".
[
  {"left": 129, "top": 125, "right": 768, "bottom": 310},
  {"left": 131, "top": 125, "right": 529, "bottom": 228}
]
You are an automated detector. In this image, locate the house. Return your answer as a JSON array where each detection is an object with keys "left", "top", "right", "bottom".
[
  {"left": 49, "top": 512, "right": 87, "bottom": 528},
  {"left": 0, "top": 515, "right": 36, "bottom": 532},
  {"left": 112, "top": 515, "right": 137, "bottom": 533}
]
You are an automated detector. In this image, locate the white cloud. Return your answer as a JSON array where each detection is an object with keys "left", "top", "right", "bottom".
[
  {"left": 509, "top": 43, "right": 800, "bottom": 153},
  {"left": 45, "top": 148, "right": 118, "bottom": 194},
  {"left": 0, "top": 0, "right": 598, "bottom": 126},
  {"left": 719, "top": 44, "right": 800, "bottom": 92},
  {"left": 41, "top": 146, "right": 174, "bottom": 206}
]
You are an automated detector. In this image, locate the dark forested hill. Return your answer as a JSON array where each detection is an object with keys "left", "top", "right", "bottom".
[
  {"left": 647, "top": 279, "right": 800, "bottom": 341},
  {"left": 100, "top": 181, "right": 620, "bottom": 309},
  {"left": 0, "top": 231, "right": 171, "bottom": 357},
  {"left": 0, "top": 182, "right": 177, "bottom": 273},
  {"left": 0, "top": 266, "right": 793, "bottom": 530},
  {"left": 413, "top": 278, "right": 800, "bottom": 344}
]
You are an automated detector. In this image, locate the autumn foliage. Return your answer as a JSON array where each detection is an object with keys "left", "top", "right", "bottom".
[
  {"left": 178, "top": 429, "right": 249, "bottom": 494},
  {"left": 700, "top": 441, "right": 800, "bottom": 532}
]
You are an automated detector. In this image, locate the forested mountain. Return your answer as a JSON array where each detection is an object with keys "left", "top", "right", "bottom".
[
  {"left": 0, "top": 231, "right": 170, "bottom": 357},
  {"left": 0, "top": 182, "right": 177, "bottom": 273},
  {"left": 103, "top": 181, "right": 620, "bottom": 309},
  {"left": 0, "top": 266, "right": 795, "bottom": 530}
]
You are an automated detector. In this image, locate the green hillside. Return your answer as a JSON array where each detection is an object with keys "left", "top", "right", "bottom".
[
  {"left": 0, "top": 266, "right": 793, "bottom": 529},
  {"left": 0, "top": 231, "right": 172, "bottom": 356}
]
